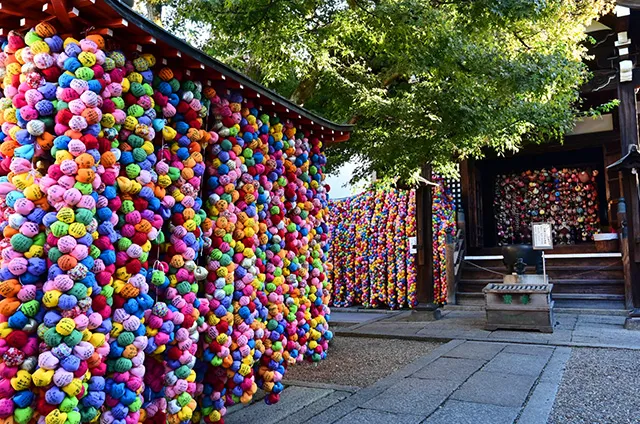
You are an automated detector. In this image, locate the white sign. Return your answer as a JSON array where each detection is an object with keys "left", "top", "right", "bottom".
[
  {"left": 532, "top": 223, "right": 553, "bottom": 250},
  {"left": 409, "top": 236, "right": 418, "bottom": 254}
]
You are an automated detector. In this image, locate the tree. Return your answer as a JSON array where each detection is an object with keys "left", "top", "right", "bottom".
[{"left": 139, "top": 0, "right": 614, "bottom": 182}]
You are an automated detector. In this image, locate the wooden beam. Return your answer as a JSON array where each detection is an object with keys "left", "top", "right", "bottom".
[
  {"left": 50, "top": 0, "right": 73, "bottom": 30},
  {"left": 75, "top": 0, "right": 96, "bottom": 7},
  {"left": 103, "top": 18, "right": 128, "bottom": 28},
  {"left": 0, "top": 2, "right": 43, "bottom": 19},
  {"left": 87, "top": 28, "right": 114, "bottom": 37},
  {"left": 129, "top": 36, "right": 156, "bottom": 44}
]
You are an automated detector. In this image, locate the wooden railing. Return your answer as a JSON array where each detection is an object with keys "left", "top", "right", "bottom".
[{"left": 446, "top": 213, "right": 466, "bottom": 304}]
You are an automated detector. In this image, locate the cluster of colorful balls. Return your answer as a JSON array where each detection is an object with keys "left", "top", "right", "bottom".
[
  {"left": 494, "top": 167, "right": 600, "bottom": 245},
  {"left": 197, "top": 95, "right": 333, "bottom": 422},
  {"left": 406, "top": 189, "right": 417, "bottom": 307},
  {"left": 156, "top": 69, "right": 211, "bottom": 424},
  {"left": 0, "top": 24, "right": 56, "bottom": 424},
  {"left": 0, "top": 17, "right": 335, "bottom": 424},
  {"left": 327, "top": 184, "right": 418, "bottom": 309},
  {"left": 38, "top": 29, "right": 112, "bottom": 423},
  {"left": 431, "top": 175, "right": 456, "bottom": 305},
  {"left": 325, "top": 197, "right": 356, "bottom": 307}
]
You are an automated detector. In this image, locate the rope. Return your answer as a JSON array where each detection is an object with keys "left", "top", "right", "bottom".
[
  {"left": 568, "top": 262, "right": 621, "bottom": 278},
  {"left": 464, "top": 260, "right": 508, "bottom": 276},
  {"left": 463, "top": 260, "right": 621, "bottom": 278}
]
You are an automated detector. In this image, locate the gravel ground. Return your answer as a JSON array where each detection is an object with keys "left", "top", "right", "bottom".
[
  {"left": 549, "top": 348, "right": 640, "bottom": 424},
  {"left": 284, "top": 336, "right": 440, "bottom": 388}
]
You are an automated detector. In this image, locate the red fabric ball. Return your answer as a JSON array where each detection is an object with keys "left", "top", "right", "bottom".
[{"left": 6, "top": 330, "right": 27, "bottom": 348}]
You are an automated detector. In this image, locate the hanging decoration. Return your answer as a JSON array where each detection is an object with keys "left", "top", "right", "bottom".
[
  {"left": 494, "top": 167, "right": 600, "bottom": 246},
  {"left": 431, "top": 175, "right": 456, "bottom": 305},
  {"left": 327, "top": 184, "right": 417, "bottom": 309},
  {"left": 0, "top": 16, "right": 334, "bottom": 424}
]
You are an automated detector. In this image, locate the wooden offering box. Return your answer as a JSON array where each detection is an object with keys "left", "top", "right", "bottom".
[{"left": 483, "top": 277, "right": 554, "bottom": 333}]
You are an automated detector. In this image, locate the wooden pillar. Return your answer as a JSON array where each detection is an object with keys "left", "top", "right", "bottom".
[
  {"left": 460, "top": 160, "right": 475, "bottom": 249},
  {"left": 416, "top": 164, "right": 434, "bottom": 304},
  {"left": 615, "top": 6, "right": 640, "bottom": 314}
]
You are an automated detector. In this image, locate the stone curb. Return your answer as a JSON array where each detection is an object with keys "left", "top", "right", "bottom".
[
  {"left": 331, "top": 311, "right": 404, "bottom": 330},
  {"left": 334, "top": 328, "right": 640, "bottom": 350},
  {"left": 283, "top": 380, "right": 361, "bottom": 393},
  {"left": 516, "top": 347, "right": 572, "bottom": 424}
]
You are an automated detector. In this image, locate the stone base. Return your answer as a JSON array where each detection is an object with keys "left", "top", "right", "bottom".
[
  {"left": 485, "top": 307, "right": 554, "bottom": 333},
  {"left": 624, "top": 317, "right": 640, "bottom": 330}
]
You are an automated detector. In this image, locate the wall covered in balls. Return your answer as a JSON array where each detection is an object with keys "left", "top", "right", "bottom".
[
  {"left": 0, "top": 2, "right": 352, "bottom": 423},
  {"left": 431, "top": 175, "right": 456, "bottom": 305},
  {"left": 493, "top": 167, "right": 601, "bottom": 246},
  {"left": 327, "top": 184, "right": 418, "bottom": 309}
]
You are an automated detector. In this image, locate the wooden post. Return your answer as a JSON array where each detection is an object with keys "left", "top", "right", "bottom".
[
  {"left": 617, "top": 80, "right": 640, "bottom": 312},
  {"left": 617, "top": 198, "right": 635, "bottom": 309},
  {"left": 416, "top": 164, "right": 434, "bottom": 304}
]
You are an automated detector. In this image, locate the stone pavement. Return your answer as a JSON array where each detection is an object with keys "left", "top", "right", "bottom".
[
  {"left": 332, "top": 309, "right": 640, "bottom": 349},
  {"left": 225, "top": 340, "right": 572, "bottom": 424}
]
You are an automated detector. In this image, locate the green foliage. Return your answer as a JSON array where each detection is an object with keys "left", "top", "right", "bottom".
[{"left": 146, "top": 0, "right": 614, "bottom": 183}]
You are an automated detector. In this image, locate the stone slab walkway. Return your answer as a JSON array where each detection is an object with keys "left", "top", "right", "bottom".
[
  {"left": 225, "top": 340, "right": 572, "bottom": 424},
  {"left": 331, "top": 310, "right": 640, "bottom": 349}
]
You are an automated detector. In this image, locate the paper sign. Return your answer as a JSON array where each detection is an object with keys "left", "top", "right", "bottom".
[
  {"left": 532, "top": 223, "right": 553, "bottom": 250},
  {"left": 409, "top": 236, "right": 418, "bottom": 254}
]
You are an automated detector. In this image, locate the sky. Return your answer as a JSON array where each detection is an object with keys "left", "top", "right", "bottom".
[{"left": 325, "top": 161, "right": 370, "bottom": 200}]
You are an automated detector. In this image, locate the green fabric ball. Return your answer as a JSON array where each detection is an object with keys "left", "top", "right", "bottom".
[
  {"left": 133, "top": 57, "right": 149, "bottom": 72},
  {"left": 110, "top": 51, "right": 125, "bottom": 67},
  {"left": 24, "top": 31, "right": 42, "bottom": 46},
  {"left": 132, "top": 148, "right": 147, "bottom": 162},
  {"left": 50, "top": 221, "right": 69, "bottom": 238},
  {"left": 154, "top": 231, "right": 165, "bottom": 245},
  {"left": 89, "top": 245, "right": 101, "bottom": 259},
  {"left": 128, "top": 134, "right": 144, "bottom": 148},
  {"left": 74, "top": 182, "right": 93, "bottom": 195},
  {"left": 175, "top": 365, "right": 190, "bottom": 379},
  {"left": 103, "top": 57, "right": 115, "bottom": 72},
  {"left": 11, "top": 234, "right": 33, "bottom": 253},
  {"left": 112, "top": 97, "right": 125, "bottom": 110},
  {"left": 75, "top": 208, "right": 94, "bottom": 225},
  {"left": 117, "top": 331, "right": 135, "bottom": 347},
  {"left": 68, "top": 283, "right": 88, "bottom": 299},
  {"left": 177, "top": 392, "right": 192, "bottom": 407},
  {"left": 128, "top": 104, "right": 144, "bottom": 118},
  {"left": 64, "top": 329, "right": 82, "bottom": 347},
  {"left": 120, "top": 200, "right": 135, "bottom": 214},
  {"left": 220, "top": 139, "right": 232, "bottom": 151},
  {"left": 129, "top": 396, "right": 142, "bottom": 412},
  {"left": 60, "top": 395, "right": 79, "bottom": 412},
  {"left": 117, "top": 237, "right": 132, "bottom": 251},
  {"left": 56, "top": 100, "right": 69, "bottom": 111},
  {"left": 79, "top": 407, "right": 98, "bottom": 423},
  {"left": 21, "top": 300, "right": 39, "bottom": 318},
  {"left": 114, "top": 357, "right": 132, "bottom": 373},
  {"left": 167, "top": 167, "right": 180, "bottom": 182},
  {"left": 102, "top": 285, "right": 114, "bottom": 299},
  {"left": 168, "top": 78, "right": 180, "bottom": 93},
  {"left": 44, "top": 327, "right": 62, "bottom": 347},
  {"left": 126, "top": 164, "right": 141, "bottom": 179},
  {"left": 13, "top": 407, "right": 34, "bottom": 424},
  {"left": 130, "top": 82, "right": 146, "bottom": 98},
  {"left": 75, "top": 67, "right": 94, "bottom": 81},
  {"left": 66, "top": 410, "right": 81, "bottom": 424},
  {"left": 176, "top": 281, "right": 191, "bottom": 295},
  {"left": 48, "top": 247, "right": 63, "bottom": 263}
]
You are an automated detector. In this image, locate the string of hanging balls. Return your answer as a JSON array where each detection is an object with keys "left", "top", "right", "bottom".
[{"left": 0, "top": 20, "right": 333, "bottom": 424}]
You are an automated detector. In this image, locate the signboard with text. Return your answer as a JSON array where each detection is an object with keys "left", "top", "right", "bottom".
[{"left": 532, "top": 222, "right": 553, "bottom": 250}]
